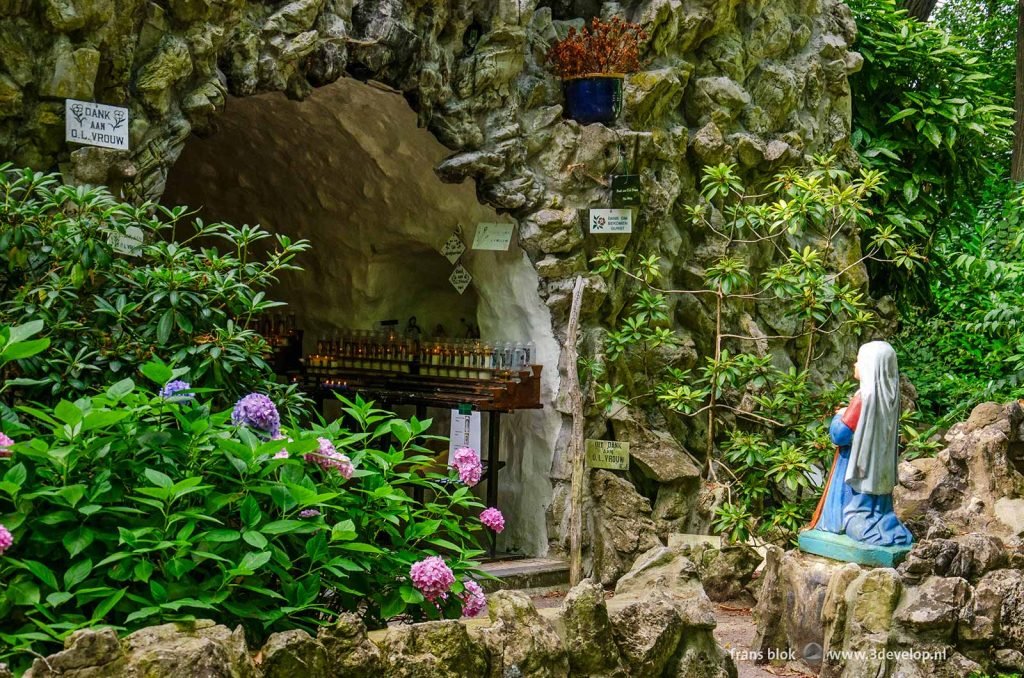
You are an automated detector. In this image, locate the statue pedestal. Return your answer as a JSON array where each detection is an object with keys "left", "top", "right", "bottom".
[{"left": 798, "top": 529, "right": 911, "bottom": 567}]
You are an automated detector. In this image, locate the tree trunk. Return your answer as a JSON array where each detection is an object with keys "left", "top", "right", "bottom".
[
  {"left": 565, "top": 276, "right": 587, "bottom": 586},
  {"left": 902, "top": 0, "right": 938, "bottom": 20},
  {"left": 1013, "top": 0, "right": 1024, "bottom": 182}
]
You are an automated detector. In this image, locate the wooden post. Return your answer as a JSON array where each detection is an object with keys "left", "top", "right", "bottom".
[{"left": 566, "top": 276, "right": 587, "bottom": 586}]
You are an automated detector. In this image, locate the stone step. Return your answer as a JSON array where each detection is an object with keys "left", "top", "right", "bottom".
[{"left": 478, "top": 557, "right": 570, "bottom": 594}]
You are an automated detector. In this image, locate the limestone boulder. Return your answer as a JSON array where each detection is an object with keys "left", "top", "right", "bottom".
[
  {"left": 893, "top": 575, "right": 970, "bottom": 643},
  {"left": 590, "top": 470, "right": 662, "bottom": 585},
  {"left": 480, "top": 590, "right": 568, "bottom": 678},
  {"left": 560, "top": 579, "right": 624, "bottom": 677},
  {"left": 610, "top": 596, "right": 684, "bottom": 677},
  {"left": 316, "top": 613, "right": 385, "bottom": 677},
  {"left": 896, "top": 402, "right": 1024, "bottom": 538},
  {"left": 615, "top": 545, "right": 716, "bottom": 629},
  {"left": 259, "top": 630, "right": 329, "bottom": 678},
  {"left": 683, "top": 542, "right": 763, "bottom": 602},
  {"left": 25, "top": 621, "right": 256, "bottom": 678},
  {"left": 382, "top": 620, "right": 488, "bottom": 678}
]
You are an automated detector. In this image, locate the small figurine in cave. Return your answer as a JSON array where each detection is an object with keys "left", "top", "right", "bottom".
[
  {"left": 434, "top": 323, "right": 447, "bottom": 338},
  {"left": 460, "top": 317, "right": 480, "bottom": 339},
  {"left": 405, "top": 316, "right": 422, "bottom": 340},
  {"left": 801, "top": 341, "right": 913, "bottom": 564}
]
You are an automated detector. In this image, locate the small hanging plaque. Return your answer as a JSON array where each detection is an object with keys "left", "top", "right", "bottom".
[
  {"left": 107, "top": 226, "right": 144, "bottom": 256},
  {"left": 441, "top": 232, "right": 466, "bottom": 263},
  {"left": 612, "top": 175, "right": 642, "bottom": 208},
  {"left": 585, "top": 440, "right": 630, "bottom": 470},
  {"left": 589, "top": 208, "right": 632, "bottom": 234},
  {"left": 66, "top": 99, "right": 129, "bottom": 151},
  {"left": 472, "top": 223, "right": 515, "bottom": 251},
  {"left": 449, "top": 263, "right": 473, "bottom": 295}
]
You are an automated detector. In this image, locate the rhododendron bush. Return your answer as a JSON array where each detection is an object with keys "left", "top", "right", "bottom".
[{"left": 0, "top": 349, "right": 492, "bottom": 668}]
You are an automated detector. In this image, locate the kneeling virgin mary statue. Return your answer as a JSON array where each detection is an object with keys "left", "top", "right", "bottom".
[{"left": 800, "top": 341, "right": 913, "bottom": 564}]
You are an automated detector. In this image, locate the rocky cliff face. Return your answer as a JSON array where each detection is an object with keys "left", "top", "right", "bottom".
[{"left": 0, "top": 0, "right": 865, "bottom": 566}]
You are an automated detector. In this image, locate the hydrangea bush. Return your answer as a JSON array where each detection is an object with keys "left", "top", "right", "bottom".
[{"left": 0, "top": 355, "right": 492, "bottom": 668}]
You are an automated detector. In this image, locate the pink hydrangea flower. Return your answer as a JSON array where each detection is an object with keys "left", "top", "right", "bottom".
[
  {"left": 409, "top": 556, "right": 455, "bottom": 602},
  {"left": 273, "top": 449, "right": 289, "bottom": 460},
  {"left": 305, "top": 438, "right": 355, "bottom": 478},
  {"left": 460, "top": 579, "right": 486, "bottom": 617},
  {"left": 451, "top": 447, "right": 482, "bottom": 486},
  {"left": 299, "top": 509, "right": 320, "bottom": 518},
  {"left": 480, "top": 507, "right": 505, "bottom": 533},
  {"left": 0, "top": 433, "right": 12, "bottom": 458},
  {"left": 0, "top": 524, "right": 13, "bottom": 555}
]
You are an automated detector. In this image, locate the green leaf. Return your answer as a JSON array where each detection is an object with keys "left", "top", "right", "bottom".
[
  {"left": 330, "top": 519, "right": 357, "bottom": 542},
  {"left": 92, "top": 588, "right": 127, "bottom": 621},
  {"left": 156, "top": 310, "right": 174, "bottom": 345},
  {"left": 139, "top": 359, "right": 173, "bottom": 386},
  {"left": 64, "top": 558, "right": 94, "bottom": 590},
  {"left": 8, "top": 579, "right": 40, "bottom": 605},
  {"left": 399, "top": 584, "right": 425, "bottom": 604},
  {"left": 380, "top": 591, "right": 407, "bottom": 619},
  {"left": 46, "top": 591, "right": 74, "bottom": 607},
  {"left": 261, "top": 520, "right": 310, "bottom": 535},
  {"left": 144, "top": 469, "right": 173, "bottom": 489},
  {"left": 18, "top": 560, "right": 59, "bottom": 590},
  {"left": 63, "top": 526, "right": 96, "bottom": 558},
  {"left": 242, "top": 531, "right": 268, "bottom": 549},
  {"left": 239, "top": 551, "right": 272, "bottom": 572},
  {"left": 240, "top": 495, "right": 262, "bottom": 530},
  {"left": 201, "top": 529, "right": 241, "bottom": 543},
  {"left": 1, "top": 338, "right": 50, "bottom": 362},
  {"left": 338, "top": 542, "right": 384, "bottom": 554},
  {"left": 134, "top": 561, "right": 154, "bottom": 583},
  {"left": 3, "top": 463, "right": 27, "bottom": 487},
  {"left": 54, "top": 400, "right": 83, "bottom": 426}
]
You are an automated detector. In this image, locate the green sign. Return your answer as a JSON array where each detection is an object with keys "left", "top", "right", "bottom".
[
  {"left": 585, "top": 439, "right": 630, "bottom": 470},
  {"left": 612, "top": 174, "right": 642, "bottom": 208}
]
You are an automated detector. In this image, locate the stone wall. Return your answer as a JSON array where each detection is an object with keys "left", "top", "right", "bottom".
[
  {"left": 15, "top": 544, "right": 738, "bottom": 678},
  {"left": 753, "top": 536, "right": 1024, "bottom": 677},
  {"left": 0, "top": 0, "right": 865, "bottom": 566}
]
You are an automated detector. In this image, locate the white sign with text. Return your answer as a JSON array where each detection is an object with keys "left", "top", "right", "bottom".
[
  {"left": 66, "top": 99, "right": 129, "bottom": 150},
  {"left": 449, "top": 263, "right": 473, "bottom": 295},
  {"left": 589, "top": 208, "right": 632, "bottom": 234},
  {"left": 441, "top": 232, "right": 467, "bottom": 263},
  {"left": 472, "top": 223, "right": 515, "bottom": 251},
  {"left": 449, "top": 410, "right": 482, "bottom": 460}
]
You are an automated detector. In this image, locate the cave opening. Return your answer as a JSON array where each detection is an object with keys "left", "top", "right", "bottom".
[{"left": 162, "top": 78, "right": 562, "bottom": 557}]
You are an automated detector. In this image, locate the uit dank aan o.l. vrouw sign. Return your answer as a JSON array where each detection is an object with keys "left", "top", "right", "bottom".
[
  {"left": 585, "top": 439, "right": 630, "bottom": 470},
  {"left": 66, "top": 99, "right": 129, "bottom": 151}
]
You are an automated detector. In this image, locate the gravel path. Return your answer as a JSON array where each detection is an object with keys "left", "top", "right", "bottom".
[{"left": 712, "top": 604, "right": 814, "bottom": 678}]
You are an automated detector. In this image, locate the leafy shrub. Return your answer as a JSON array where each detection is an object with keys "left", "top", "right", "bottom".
[
  {"left": 847, "top": 0, "right": 1013, "bottom": 297},
  {"left": 0, "top": 358, "right": 491, "bottom": 670},
  {"left": 895, "top": 180, "right": 1024, "bottom": 427},
  {"left": 0, "top": 165, "right": 309, "bottom": 409}
]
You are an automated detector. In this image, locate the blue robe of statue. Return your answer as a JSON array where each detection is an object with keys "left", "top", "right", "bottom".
[{"left": 812, "top": 397, "right": 913, "bottom": 547}]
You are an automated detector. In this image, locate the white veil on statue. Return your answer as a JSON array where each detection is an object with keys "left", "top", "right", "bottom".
[{"left": 845, "top": 341, "right": 901, "bottom": 495}]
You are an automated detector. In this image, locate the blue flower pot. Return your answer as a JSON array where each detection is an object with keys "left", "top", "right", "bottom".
[{"left": 562, "top": 75, "right": 624, "bottom": 125}]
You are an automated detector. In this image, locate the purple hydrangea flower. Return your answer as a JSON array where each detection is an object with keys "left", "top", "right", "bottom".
[
  {"left": 160, "top": 380, "right": 192, "bottom": 400},
  {"left": 299, "top": 509, "right": 320, "bottom": 519},
  {"left": 231, "top": 393, "right": 281, "bottom": 437},
  {"left": 273, "top": 449, "right": 289, "bottom": 460},
  {"left": 305, "top": 438, "right": 355, "bottom": 478},
  {"left": 0, "top": 524, "right": 12, "bottom": 555},
  {"left": 480, "top": 507, "right": 505, "bottom": 533},
  {"left": 451, "top": 447, "right": 482, "bottom": 486},
  {"left": 0, "top": 433, "right": 13, "bottom": 459},
  {"left": 409, "top": 556, "right": 455, "bottom": 603},
  {"left": 460, "top": 579, "right": 486, "bottom": 617}
]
